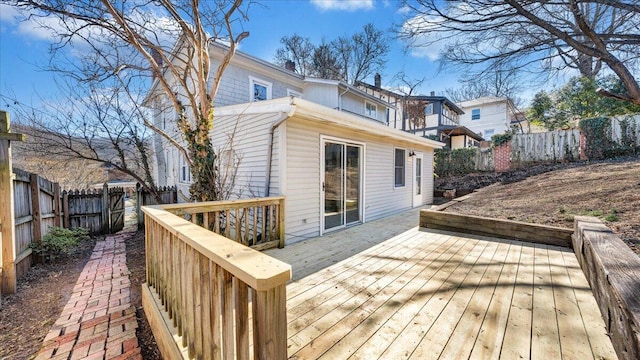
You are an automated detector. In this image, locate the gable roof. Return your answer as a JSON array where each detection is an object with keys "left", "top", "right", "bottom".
[
  {"left": 457, "top": 96, "right": 512, "bottom": 108},
  {"left": 213, "top": 97, "right": 444, "bottom": 149},
  {"left": 408, "top": 95, "right": 465, "bottom": 115}
]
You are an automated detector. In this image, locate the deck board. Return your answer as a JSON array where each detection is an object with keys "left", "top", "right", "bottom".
[{"left": 265, "top": 209, "right": 617, "bottom": 360}]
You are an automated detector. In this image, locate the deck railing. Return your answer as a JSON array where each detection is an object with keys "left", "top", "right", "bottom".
[
  {"left": 142, "top": 202, "right": 291, "bottom": 359},
  {"left": 159, "top": 196, "right": 286, "bottom": 250}
]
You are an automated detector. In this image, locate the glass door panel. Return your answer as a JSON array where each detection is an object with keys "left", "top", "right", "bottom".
[
  {"left": 346, "top": 145, "right": 361, "bottom": 224},
  {"left": 324, "top": 142, "right": 344, "bottom": 230}
]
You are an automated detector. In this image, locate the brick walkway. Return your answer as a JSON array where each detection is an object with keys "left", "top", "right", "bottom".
[{"left": 35, "top": 232, "right": 142, "bottom": 360}]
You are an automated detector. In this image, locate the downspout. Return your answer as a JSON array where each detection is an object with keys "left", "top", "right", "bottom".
[
  {"left": 338, "top": 84, "right": 350, "bottom": 111},
  {"left": 264, "top": 97, "right": 296, "bottom": 197}
]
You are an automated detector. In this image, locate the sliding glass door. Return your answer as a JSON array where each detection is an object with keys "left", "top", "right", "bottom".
[{"left": 323, "top": 139, "right": 363, "bottom": 232}]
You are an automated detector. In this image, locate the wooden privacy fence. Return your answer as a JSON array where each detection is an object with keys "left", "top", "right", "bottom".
[
  {"left": 12, "top": 169, "right": 62, "bottom": 279},
  {"left": 135, "top": 185, "right": 177, "bottom": 229},
  {"left": 10, "top": 172, "right": 126, "bottom": 281},
  {"left": 161, "top": 196, "right": 286, "bottom": 251},
  {"left": 511, "top": 129, "right": 581, "bottom": 166},
  {"left": 142, "top": 203, "right": 291, "bottom": 359}
]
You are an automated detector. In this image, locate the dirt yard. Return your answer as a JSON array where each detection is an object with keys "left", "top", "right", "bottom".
[
  {"left": 439, "top": 157, "right": 640, "bottom": 256},
  {"left": 0, "top": 237, "right": 98, "bottom": 358}
]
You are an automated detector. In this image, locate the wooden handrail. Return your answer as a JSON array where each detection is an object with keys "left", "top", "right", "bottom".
[
  {"left": 159, "top": 196, "right": 286, "bottom": 250},
  {"left": 159, "top": 196, "right": 284, "bottom": 214},
  {"left": 142, "top": 204, "right": 291, "bottom": 359}
]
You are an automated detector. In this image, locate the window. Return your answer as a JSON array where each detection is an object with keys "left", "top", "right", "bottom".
[
  {"left": 484, "top": 129, "right": 495, "bottom": 137},
  {"left": 365, "top": 101, "right": 377, "bottom": 118},
  {"left": 394, "top": 148, "right": 405, "bottom": 187},
  {"left": 250, "top": 76, "right": 272, "bottom": 102},
  {"left": 179, "top": 154, "right": 192, "bottom": 183},
  {"left": 471, "top": 108, "right": 481, "bottom": 120},
  {"left": 425, "top": 103, "right": 434, "bottom": 115}
]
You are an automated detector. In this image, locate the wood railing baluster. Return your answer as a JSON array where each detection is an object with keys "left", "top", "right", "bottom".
[{"left": 141, "top": 197, "right": 290, "bottom": 359}]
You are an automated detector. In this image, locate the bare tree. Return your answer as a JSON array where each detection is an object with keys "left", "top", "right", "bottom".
[
  {"left": 2, "top": 80, "right": 162, "bottom": 197},
  {"left": 311, "top": 40, "right": 342, "bottom": 80},
  {"left": 273, "top": 34, "right": 314, "bottom": 76},
  {"left": 273, "top": 23, "right": 390, "bottom": 84},
  {"left": 399, "top": 0, "right": 640, "bottom": 104},
  {"left": 6, "top": 0, "right": 251, "bottom": 201},
  {"left": 334, "top": 23, "right": 390, "bottom": 84},
  {"left": 446, "top": 66, "right": 524, "bottom": 106},
  {"left": 390, "top": 71, "right": 427, "bottom": 132}
]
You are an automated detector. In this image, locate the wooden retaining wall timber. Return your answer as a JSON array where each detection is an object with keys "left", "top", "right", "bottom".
[
  {"left": 573, "top": 216, "right": 640, "bottom": 360},
  {"left": 419, "top": 210, "right": 574, "bottom": 248}
]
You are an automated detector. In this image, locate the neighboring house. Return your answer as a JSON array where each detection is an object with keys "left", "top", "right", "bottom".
[
  {"left": 145, "top": 43, "right": 443, "bottom": 244},
  {"left": 457, "top": 96, "right": 528, "bottom": 139},
  {"left": 358, "top": 81, "right": 483, "bottom": 149}
]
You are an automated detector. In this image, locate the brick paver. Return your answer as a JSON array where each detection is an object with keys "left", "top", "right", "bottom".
[{"left": 35, "top": 233, "right": 142, "bottom": 360}]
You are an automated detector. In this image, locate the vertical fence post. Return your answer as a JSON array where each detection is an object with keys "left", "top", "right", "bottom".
[
  {"left": 53, "top": 183, "right": 61, "bottom": 227},
  {"left": 29, "top": 173, "right": 42, "bottom": 245},
  {"left": 136, "top": 183, "right": 144, "bottom": 230},
  {"left": 62, "top": 190, "right": 70, "bottom": 228},
  {"left": 102, "top": 183, "right": 109, "bottom": 234},
  {"left": 1, "top": 110, "right": 25, "bottom": 295}
]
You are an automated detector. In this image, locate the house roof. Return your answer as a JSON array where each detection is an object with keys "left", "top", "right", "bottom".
[
  {"left": 303, "top": 78, "right": 396, "bottom": 109},
  {"left": 440, "top": 126, "right": 485, "bottom": 141},
  {"left": 457, "top": 96, "right": 511, "bottom": 108},
  {"left": 409, "top": 95, "right": 465, "bottom": 115},
  {"left": 213, "top": 97, "right": 444, "bottom": 149}
]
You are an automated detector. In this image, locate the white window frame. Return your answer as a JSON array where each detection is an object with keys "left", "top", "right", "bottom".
[
  {"left": 471, "top": 108, "right": 481, "bottom": 120},
  {"left": 394, "top": 147, "right": 406, "bottom": 188},
  {"left": 425, "top": 103, "right": 434, "bottom": 115},
  {"left": 365, "top": 101, "right": 377, "bottom": 119},
  {"left": 249, "top": 76, "right": 272, "bottom": 102},
  {"left": 287, "top": 88, "right": 302, "bottom": 98},
  {"left": 320, "top": 135, "right": 367, "bottom": 235},
  {"left": 179, "top": 153, "right": 192, "bottom": 184}
]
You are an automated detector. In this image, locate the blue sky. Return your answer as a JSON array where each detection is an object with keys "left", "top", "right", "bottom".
[{"left": 0, "top": 0, "right": 468, "bottom": 108}]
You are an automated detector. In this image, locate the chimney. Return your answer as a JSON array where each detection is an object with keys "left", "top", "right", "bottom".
[
  {"left": 430, "top": 91, "right": 435, "bottom": 96},
  {"left": 285, "top": 60, "right": 296, "bottom": 72},
  {"left": 374, "top": 73, "right": 381, "bottom": 88}
]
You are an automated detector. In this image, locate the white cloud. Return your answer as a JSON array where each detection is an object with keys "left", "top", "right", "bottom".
[
  {"left": 310, "top": 0, "right": 374, "bottom": 12},
  {"left": 0, "top": 4, "right": 19, "bottom": 24},
  {"left": 401, "top": 14, "right": 448, "bottom": 61}
]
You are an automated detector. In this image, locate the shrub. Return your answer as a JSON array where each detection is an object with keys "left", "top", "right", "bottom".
[
  {"left": 435, "top": 148, "right": 476, "bottom": 177},
  {"left": 492, "top": 132, "right": 513, "bottom": 147},
  {"left": 30, "top": 227, "right": 90, "bottom": 263}
]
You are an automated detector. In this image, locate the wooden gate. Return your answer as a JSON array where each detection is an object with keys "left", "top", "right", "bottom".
[{"left": 108, "top": 187, "right": 125, "bottom": 233}]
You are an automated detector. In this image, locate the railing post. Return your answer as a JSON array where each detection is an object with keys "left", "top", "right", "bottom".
[
  {"left": 278, "top": 197, "right": 285, "bottom": 248},
  {"left": 0, "top": 110, "right": 24, "bottom": 295},
  {"left": 253, "top": 284, "right": 288, "bottom": 360}
]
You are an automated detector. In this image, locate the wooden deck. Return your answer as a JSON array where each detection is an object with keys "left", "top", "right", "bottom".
[{"left": 266, "top": 210, "right": 617, "bottom": 359}]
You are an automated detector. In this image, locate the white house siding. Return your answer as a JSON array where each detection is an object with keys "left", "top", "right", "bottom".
[
  {"left": 210, "top": 59, "right": 303, "bottom": 107},
  {"left": 451, "top": 136, "right": 466, "bottom": 149},
  {"left": 459, "top": 101, "right": 510, "bottom": 137},
  {"left": 209, "top": 111, "right": 282, "bottom": 198},
  {"left": 303, "top": 83, "right": 339, "bottom": 109},
  {"left": 284, "top": 117, "right": 434, "bottom": 244},
  {"left": 422, "top": 148, "right": 434, "bottom": 205}
]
